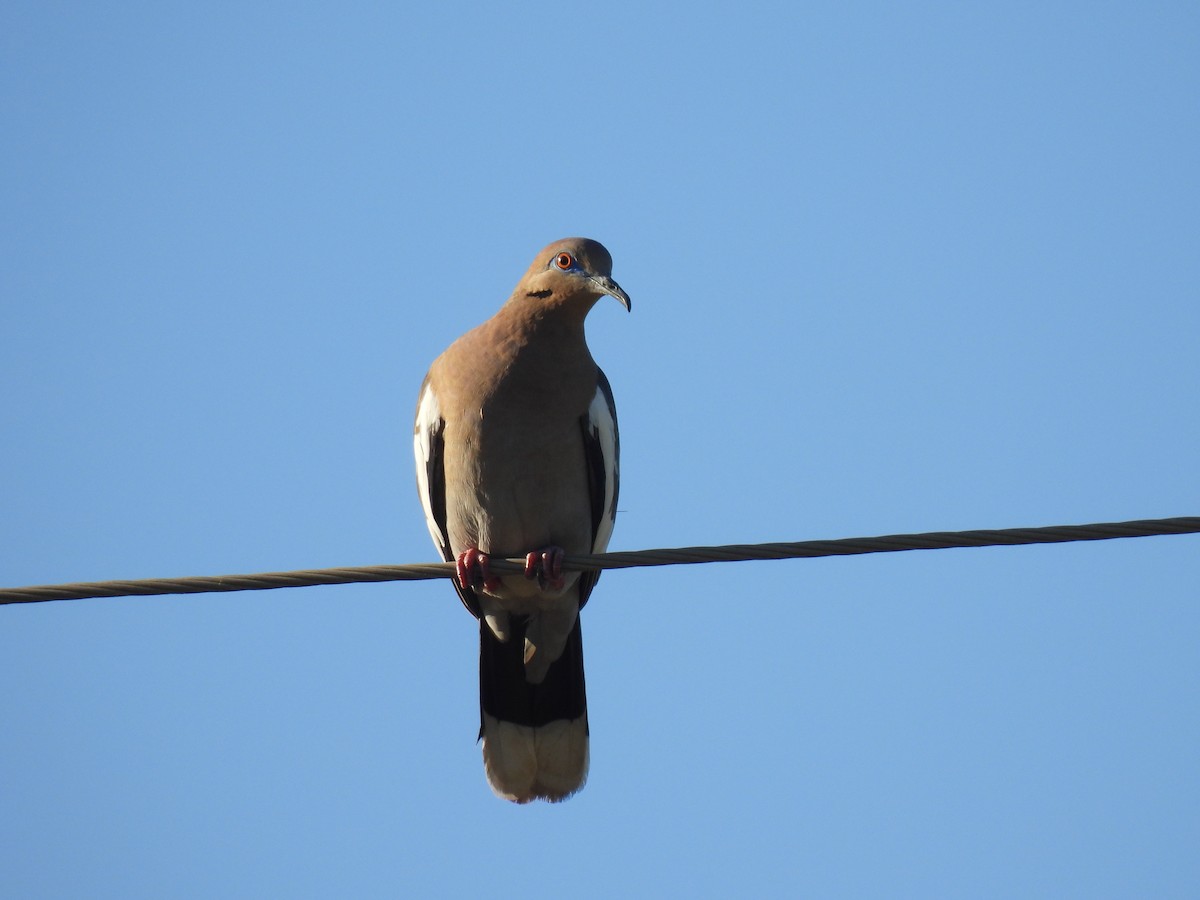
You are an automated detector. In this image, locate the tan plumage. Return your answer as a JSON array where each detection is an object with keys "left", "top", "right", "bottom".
[{"left": 414, "top": 238, "right": 629, "bottom": 802}]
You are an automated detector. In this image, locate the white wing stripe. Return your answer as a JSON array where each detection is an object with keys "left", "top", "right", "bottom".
[
  {"left": 587, "top": 384, "right": 618, "bottom": 553},
  {"left": 413, "top": 383, "right": 446, "bottom": 553}
]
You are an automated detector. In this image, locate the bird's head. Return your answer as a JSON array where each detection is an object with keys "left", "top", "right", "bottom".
[{"left": 515, "top": 238, "right": 632, "bottom": 313}]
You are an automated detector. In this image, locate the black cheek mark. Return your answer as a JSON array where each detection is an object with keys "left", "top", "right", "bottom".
[{"left": 527, "top": 289, "right": 553, "bottom": 298}]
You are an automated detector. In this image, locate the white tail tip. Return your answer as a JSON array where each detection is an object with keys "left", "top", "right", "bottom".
[{"left": 481, "top": 714, "right": 589, "bottom": 803}]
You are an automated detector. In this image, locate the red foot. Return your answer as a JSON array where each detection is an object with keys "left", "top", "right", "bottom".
[
  {"left": 524, "top": 546, "right": 566, "bottom": 591},
  {"left": 456, "top": 548, "right": 500, "bottom": 592}
]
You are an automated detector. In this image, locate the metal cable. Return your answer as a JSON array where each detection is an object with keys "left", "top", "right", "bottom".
[{"left": 2, "top": 516, "right": 1197, "bottom": 606}]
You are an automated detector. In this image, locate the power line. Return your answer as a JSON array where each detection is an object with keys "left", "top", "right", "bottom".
[{"left": 2, "top": 516, "right": 1197, "bottom": 606}]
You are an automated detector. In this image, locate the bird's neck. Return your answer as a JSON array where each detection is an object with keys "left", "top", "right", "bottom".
[{"left": 502, "top": 293, "right": 594, "bottom": 343}]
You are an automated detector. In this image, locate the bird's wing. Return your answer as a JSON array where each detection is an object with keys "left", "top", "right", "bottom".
[
  {"left": 414, "top": 375, "right": 480, "bottom": 617},
  {"left": 577, "top": 368, "right": 620, "bottom": 609}
]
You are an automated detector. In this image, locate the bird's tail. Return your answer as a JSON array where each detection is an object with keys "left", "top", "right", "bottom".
[{"left": 478, "top": 614, "right": 588, "bottom": 803}]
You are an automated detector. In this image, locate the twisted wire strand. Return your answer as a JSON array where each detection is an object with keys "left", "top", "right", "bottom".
[{"left": 2, "top": 516, "right": 1197, "bottom": 606}]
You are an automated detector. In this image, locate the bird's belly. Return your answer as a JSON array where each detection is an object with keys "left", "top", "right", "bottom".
[{"left": 446, "top": 422, "right": 592, "bottom": 565}]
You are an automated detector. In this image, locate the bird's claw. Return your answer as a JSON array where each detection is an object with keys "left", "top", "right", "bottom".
[
  {"left": 524, "top": 546, "right": 566, "bottom": 591},
  {"left": 456, "top": 547, "right": 500, "bottom": 592}
]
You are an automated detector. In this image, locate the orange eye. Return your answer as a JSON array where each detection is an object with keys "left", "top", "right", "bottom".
[{"left": 554, "top": 252, "right": 574, "bottom": 270}]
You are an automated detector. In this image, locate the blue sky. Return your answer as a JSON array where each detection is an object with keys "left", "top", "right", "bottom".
[{"left": 3, "top": 2, "right": 1198, "bottom": 897}]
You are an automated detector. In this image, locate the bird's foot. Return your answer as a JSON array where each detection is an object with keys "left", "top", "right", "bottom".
[
  {"left": 456, "top": 547, "right": 501, "bottom": 593},
  {"left": 524, "top": 546, "right": 566, "bottom": 591}
]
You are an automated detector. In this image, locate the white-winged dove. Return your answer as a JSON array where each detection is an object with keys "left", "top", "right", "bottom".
[{"left": 414, "top": 238, "right": 629, "bottom": 803}]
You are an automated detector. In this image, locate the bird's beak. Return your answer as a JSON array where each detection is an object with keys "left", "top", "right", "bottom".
[{"left": 592, "top": 275, "right": 632, "bottom": 312}]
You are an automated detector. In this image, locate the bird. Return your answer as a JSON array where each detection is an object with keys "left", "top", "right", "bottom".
[{"left": 413, "top": 238, "right": 629, "bottom": 803}]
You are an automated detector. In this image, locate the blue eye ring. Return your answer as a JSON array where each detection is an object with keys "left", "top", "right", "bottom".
[{"left": 554, "top": 252, "right": 575, "bottom": 270}]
